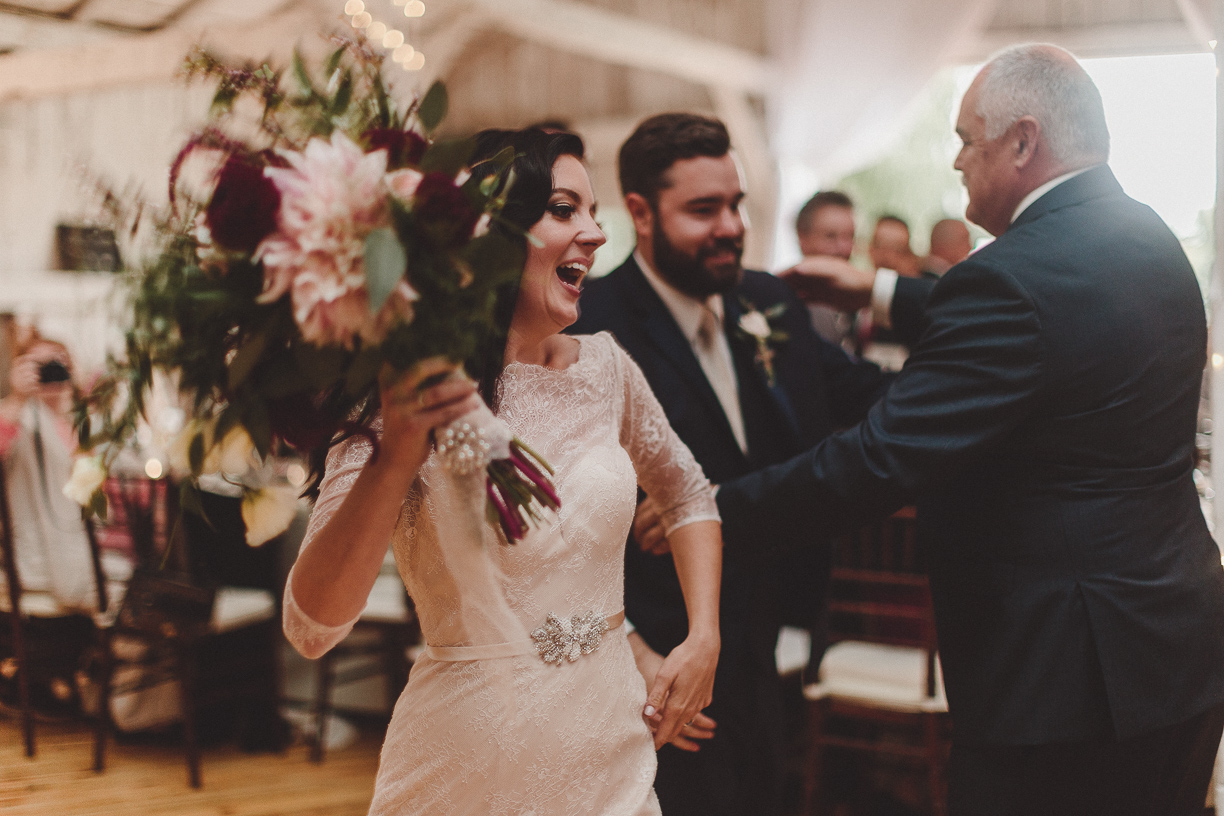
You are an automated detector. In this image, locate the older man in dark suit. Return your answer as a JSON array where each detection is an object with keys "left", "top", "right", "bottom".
[
  {"left": 719, "top": 44, "right": 1224, "bottom": 815},
  {"left": 571, "top": 114, "right": 898, "bottom": 816}
]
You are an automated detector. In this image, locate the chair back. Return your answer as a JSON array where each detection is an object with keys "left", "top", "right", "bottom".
[{"left": 825, "top": 507, "right": 938, "bottom": 697}]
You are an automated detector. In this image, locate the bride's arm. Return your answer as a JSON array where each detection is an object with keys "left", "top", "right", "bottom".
[
  {"left": 643, "top": 519, "right": 720, "bottom": 747},
  {"left": 611, "top": 336, "right": 722, "bottom": 748},
  {"left": 284, "top": 360, "right": 480, "bottom": 658}
]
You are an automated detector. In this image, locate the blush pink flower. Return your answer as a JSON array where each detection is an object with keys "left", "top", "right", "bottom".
[{"left": 255, "top": 131, "right": 417, "bottom": 348}]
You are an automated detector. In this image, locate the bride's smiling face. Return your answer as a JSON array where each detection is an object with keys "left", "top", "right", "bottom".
[{"left": 514, "top": 154, "right": 606, "bottom": 335}]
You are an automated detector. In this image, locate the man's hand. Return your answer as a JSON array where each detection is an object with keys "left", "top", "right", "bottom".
[
  {"left": 629, "top": 631, "right": 716, "bottom": 751},
  {"left": 779, "top": 256, "right": 876, "bottom": 312},
  {"left": 632, "top": 496, "right": 670, "bottom": 555}
]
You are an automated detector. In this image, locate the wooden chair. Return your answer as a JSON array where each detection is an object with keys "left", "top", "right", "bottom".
[
  {"left": 0, "top": 457, "right": 110, "bottom": 762},
  {"left": 310, "top": 555, "right": 419, "bottom": 762},
  {"left": 802, "top": 507, "right": 950, "bottom": 816},
  {"left": 89, "top": 477, "right": 281, "bottom": 788}
]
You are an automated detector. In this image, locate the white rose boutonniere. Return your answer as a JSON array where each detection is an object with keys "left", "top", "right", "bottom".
[{"left": 736, "top": 298, "right": 788, "bottom": 387}]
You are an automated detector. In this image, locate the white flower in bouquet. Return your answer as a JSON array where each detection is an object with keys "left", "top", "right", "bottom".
[
  {"left": 386, "top": 167, "right": 424, "bottom": 201},
  {"left": 255, "top": 130, "right": 418, "bottom": 348},
  {"left": 167, "top": 419, "right": 255, "bottom": 476},
  {"left": 241, "top": 485, "right": 300, "bottom": 547},
  {"left": 210, "top": 425, "right": 256, "bottom": 475},
  {"left": 63, "top": 455, "right": 107, "bottom": 507}
]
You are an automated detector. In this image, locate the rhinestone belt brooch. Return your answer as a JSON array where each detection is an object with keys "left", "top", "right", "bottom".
[{"left": 531, "top": 611, "right": 609, "bottom": 665}]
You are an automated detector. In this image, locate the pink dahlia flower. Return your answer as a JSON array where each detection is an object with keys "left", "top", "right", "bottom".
[{"left": 255, "top": 131, "right": 417, "bottom": 348}]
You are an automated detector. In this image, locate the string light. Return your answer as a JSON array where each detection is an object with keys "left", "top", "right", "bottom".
[{"left": 342, "top": 0, "right": 425, "bottom": 72}]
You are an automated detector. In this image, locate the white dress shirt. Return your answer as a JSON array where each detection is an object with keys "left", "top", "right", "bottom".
[
  {"left": 636, "top": 251, "right": 748, "bottom": 454},
  {"left": 871, "top": 165, "right": 1101, "bottom": 329}
]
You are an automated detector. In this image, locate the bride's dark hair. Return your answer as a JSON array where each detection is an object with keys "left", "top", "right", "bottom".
[{"left": 464, "top": 127, "right": 586, "bottom": 408}]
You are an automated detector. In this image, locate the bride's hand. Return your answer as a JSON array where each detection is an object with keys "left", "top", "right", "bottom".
[
  {"left": 643, "top": 631, "right": 719, "bottom": 749},
  {"left": 630, "top": 632, "right": 717, "bottom": 751},
  {"left": 379, "top": 357, "right": 483, "bottom": 472}
]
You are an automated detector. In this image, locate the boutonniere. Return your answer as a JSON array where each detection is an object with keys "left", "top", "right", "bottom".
[{"left": 736, "top": 298, "right": 788, "bottom": 386}]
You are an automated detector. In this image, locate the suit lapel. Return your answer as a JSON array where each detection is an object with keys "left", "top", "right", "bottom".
[{"left": 620, "top": 259, "right": 744, "bottom": 452}]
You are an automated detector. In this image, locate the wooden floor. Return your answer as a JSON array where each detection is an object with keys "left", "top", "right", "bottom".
[{"left": 0, "top": 714, "right": 381, "bottom": 816}]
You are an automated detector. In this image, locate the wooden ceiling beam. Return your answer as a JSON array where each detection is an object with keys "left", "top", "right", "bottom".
[
  {"left": 0, "top": 4, "right": 328, "bottom": 99},
  {"left": 464, "top": 0, "right": 775, "bottom": 95}
]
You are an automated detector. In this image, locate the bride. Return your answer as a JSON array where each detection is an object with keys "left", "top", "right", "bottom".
[{"left": 283, "top": 127, "right": 723, "bottom": 815}]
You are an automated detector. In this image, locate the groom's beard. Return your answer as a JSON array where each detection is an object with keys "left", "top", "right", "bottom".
[{"left": 652, "top": 218, "right": 743, "bottom": 300}]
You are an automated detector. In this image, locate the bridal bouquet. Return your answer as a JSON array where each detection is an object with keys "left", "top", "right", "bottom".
[{"left": 72, "top": 40, "right": 558, "bottom": 545}]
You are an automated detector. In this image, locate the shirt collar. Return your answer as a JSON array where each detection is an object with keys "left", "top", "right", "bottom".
[
  {"left": 635, "top": 249, "right": 724, "bottom": 343},
  {"left": 1011, "top": 165, "right": 1100, "bottom": 224}
]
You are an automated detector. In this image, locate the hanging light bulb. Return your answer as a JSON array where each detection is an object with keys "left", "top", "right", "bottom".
[
  {"left": 404, "top": 51, "right": 425, "bottom": 71},
  {"left": 393, "top": 43, "right": 415, "bottom": 62},
  {"left": 383, "top": 29, "right": 405, "bottom": 49},
  {"left": 368, "top": 20, "right": 387, "bottom": 40},
  {"left": 343, "top": 0, "right": 364, "bottom": 14},
  {"left": 351, "top": 10, "right": 372, "bottom": 27},
  {"left": 404, "top": 0, "right": 425, "bottom": 18}
]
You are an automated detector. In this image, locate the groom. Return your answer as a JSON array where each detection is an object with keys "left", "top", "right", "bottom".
[
  {"left": 571, "top": 114, "right": 924, "bottom": 816},
  {"left": 719, "top": 44, "right": 1224, "bottom": 814}
]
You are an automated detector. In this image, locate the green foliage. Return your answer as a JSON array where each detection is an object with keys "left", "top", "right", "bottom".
[{"left": 78, "top": 40, "right": 521, "bottom": 509}]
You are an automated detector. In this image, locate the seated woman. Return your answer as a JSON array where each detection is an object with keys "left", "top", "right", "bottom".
[{"left": 284, "top": 128, "right": 723, "bottom": 814}]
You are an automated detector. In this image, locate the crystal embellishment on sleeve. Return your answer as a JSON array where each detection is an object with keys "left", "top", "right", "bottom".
[{"left": 531, "top": 611, "right": 610, "bottom": 665}]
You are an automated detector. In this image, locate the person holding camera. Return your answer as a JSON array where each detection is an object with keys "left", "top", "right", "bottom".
[{"left": 0, "top": 330, "right": 98, "bottom": 614}]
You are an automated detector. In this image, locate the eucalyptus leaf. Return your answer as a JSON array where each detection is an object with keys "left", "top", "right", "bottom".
[
  {"left": 364, "top": 228, "right": 408, "bottom": 314},
  {"left": 188, "top": 432, "right": 206, "bottom": 477},
  {"left": 179, "top": 480, "right": 208, "bottom": 523},
  {"left": 292, "top": 50, "right": 316, "bottom": 99},
  {"left": 226, "top": 329, "right": 269, "bottom": 391},
  {"left": 244, "top": 399, "right": 272, "bottom": 459},
  {"left": 421, "top": 137, "right": 476, "bottom": 176},
  {"left": 417, "top": 81, "right": 448, "bottom": 132},
  {"left": 324, "top": 44, "right": 347, "bottom": 77},
  {"left": 89, "top": 489, "right": 108, "bottom": 522},
  {"left": 330, "top": 72, "right": 353, "bottom": 117}
]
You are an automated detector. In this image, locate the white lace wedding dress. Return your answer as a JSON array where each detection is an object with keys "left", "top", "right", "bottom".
[{"left": 283, "top": 332, "right": 719, "bottom": 815}]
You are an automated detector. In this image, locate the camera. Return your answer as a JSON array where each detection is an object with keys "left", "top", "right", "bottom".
[{"left": 38, "top": 360, "right": 70, "bottom": 384}]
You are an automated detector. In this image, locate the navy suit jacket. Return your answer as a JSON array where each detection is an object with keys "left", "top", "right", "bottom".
[
  {"left": 570, "top": 256, "right": 889, "bottom": 661},
  {"left": 717, "top": 165, "right": 1224, "bottom": 744}
]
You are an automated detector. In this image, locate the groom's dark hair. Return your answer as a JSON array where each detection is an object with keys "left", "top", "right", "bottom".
[{"left": 618, "top": 114, "right": 730, "bottom": 206}]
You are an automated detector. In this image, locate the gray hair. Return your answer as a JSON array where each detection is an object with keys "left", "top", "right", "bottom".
[{"left": 977, "top": 43, "right": 1109, "bottom": 167}]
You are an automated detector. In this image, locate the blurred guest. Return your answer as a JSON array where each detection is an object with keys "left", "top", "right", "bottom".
[
  {"left": 0, "top": 331, "right": 98, "bottom": 717},
  {"left": 0, "top": 331, "right": 98, "bottom": 614},
  {"left": 794, "top": 190, "right": 858, "bottom": 348},
  {"left": 868, "top": 214, "right": 921, "bottom": 277},
  {"left": 923, "top": 218, "right": 973, "bottom": 276}
]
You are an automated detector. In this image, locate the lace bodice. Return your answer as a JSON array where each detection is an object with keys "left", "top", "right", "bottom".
[{"left": 284, "top": 331, "right": 718, "bottom": 659}]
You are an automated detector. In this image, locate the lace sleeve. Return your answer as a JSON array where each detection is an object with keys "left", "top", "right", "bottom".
[
  {"left": 282, "top": 418, "right": 381, "bottom": 659},
  {"left": 610, "top": 336, "right": 720, "bottom": 534}
]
